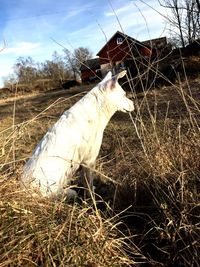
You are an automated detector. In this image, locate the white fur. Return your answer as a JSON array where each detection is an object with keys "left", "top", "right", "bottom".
[{"left": 21, "top": 70, "right": 134, "bottom": 198}]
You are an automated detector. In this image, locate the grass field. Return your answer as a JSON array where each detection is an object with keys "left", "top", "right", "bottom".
[{"left": 0, "top": 78, "right": 199, "bottom": 266}]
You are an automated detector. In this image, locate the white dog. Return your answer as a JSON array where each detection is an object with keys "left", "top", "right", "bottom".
[{"left": 21, "top": 70, "right": 134, "bottom": 199}]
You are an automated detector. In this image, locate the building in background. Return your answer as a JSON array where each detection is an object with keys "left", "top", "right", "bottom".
[
  {"left": 80, "top": 58, "right": 101, "bottom": 83},
  {"left": 80, "top": 31, "right": 169, "bottom": 84}
]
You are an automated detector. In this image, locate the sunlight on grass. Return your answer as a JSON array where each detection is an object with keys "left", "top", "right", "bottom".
[{"left": 0, "top": 36, "right": 200, "bottom": 267}]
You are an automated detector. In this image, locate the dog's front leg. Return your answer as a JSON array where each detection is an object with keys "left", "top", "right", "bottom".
[{"left": 81, "top": 163, "right": 95, "bottom": 199}]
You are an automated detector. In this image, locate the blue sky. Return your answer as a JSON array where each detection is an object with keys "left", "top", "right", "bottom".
[{"left": 0, "top": 0, "right": 167, "bottom": 87}]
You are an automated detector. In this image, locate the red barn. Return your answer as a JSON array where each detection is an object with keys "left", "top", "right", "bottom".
[
  {"left": 80, "top": 58, "right": 101, "bottom": 83},
  {"left": 96, "top": 31, "right": 152, "bottom": 76},
  {"left": 80, "top": 31, "right": 168, "bottom": 87}
]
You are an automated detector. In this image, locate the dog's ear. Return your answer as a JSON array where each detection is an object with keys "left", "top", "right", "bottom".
[
  {"left": 115, "top": 70, "right": 127, "bottom": 80},
  {"left": 108, "top": 70, "right": 127, "bottom": 90},
  {"left": 100, "top": 71, "right": 112, "bottom": 83},
  {"left": 100, "top": 70, "right": 127, "bottom": 91}
]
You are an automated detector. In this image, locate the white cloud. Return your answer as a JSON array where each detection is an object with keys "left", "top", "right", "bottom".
[
  {"left": 0, "top": 68, "right": 13, "bottom": 78},
  {"left": 62, "top": 3, "right": 96, "bottom": 20},
  {"left": 0, "top": 42, "right": 42, "bottom": 87},
  {"left": 0, "top": 60, "right": 15, "bottom": 87},
  {"left": 102, "top": 0, "right": 167, "bottom": 41},
  {"left": 1, "top": 42, "right": 41, "bottom": 56},
  {"left": 104, "top": 2, "right": 133, "bottom": 17}
]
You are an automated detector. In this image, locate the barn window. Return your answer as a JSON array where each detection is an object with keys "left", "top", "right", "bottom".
[{"left": 117, "top": 37, "right": 123, "bottom": 44}]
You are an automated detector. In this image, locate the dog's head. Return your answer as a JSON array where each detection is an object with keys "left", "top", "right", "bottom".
[{"left": 100, "top": 70, "right": 134, "bottom": 113}]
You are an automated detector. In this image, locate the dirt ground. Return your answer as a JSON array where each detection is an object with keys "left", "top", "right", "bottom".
[{"left": 1, "top": 78, "right": 200, "bottom": 121}]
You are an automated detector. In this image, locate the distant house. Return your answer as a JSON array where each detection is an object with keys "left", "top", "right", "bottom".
[
  {"left": 80, "top": 58, "right": 101, "bottom": 83},
  {"left": 96, "top": 31, "right": 152, "bottom": 77},
  {"left": 80, "top": 31, "right": 169, "bottom": 85}
]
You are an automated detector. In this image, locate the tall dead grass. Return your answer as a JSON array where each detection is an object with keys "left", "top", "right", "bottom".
[
  {"left": 0, "top": 38, "right": 200, "bottom": 267},
  {"left": 109, "top": 71, "right": 200, "bottom": 266},
  {"left": 0, "top": 93, "right": 141, "bottom": 267},
  {"left": 0, "top": 178, "right": 137, "bottom": 267}
]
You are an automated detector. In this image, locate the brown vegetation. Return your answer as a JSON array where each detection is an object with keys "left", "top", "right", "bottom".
[{"left": 0, "top": 70, "right": 200, "bottom": 266}]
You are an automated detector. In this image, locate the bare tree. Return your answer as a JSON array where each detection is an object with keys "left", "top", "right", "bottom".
[
  {"left": 64, "top": 47, "right": 93, "bottom": 80},
  {"left": 63, "top": 49, "right": 77, "bottom": 80},
  {"left": 185, "top": 0, "right": 200, "bottom": 43},
  {"left": 74, "top": 47, "right": 93, "bottom": 75},
  {"left": 159, "top": 0, "right": 200, "bottom": 47},
  {"left": 5, "top": 47, "right": 93, "bottom": 87},
  {"left": 41, "top": 51, "right": 70, "bottom": 82},
  {"left": 3, "top": 74, "right": 17, "bottom": 88},
  {"left": 14, "top": 57, "right": 37, "bottom": 84},
  {"left": 196, "top": 0, "right": 200, "bottom": 11}
]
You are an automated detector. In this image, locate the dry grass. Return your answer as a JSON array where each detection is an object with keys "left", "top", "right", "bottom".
[
  {"left": 0, "top": 178, "right": 136, "bottom": 267},
  {"left": 0, "top": 74, "right": 200, "bottom": 266}
]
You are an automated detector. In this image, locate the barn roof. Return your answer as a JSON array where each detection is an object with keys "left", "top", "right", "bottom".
[
  {"left": 96, "top": 31, "right": 143, "bottom": 56},
  {"left": 80, "top": 58, "right": 100, "bottom": 71},
  {"left": 142, "top": 37, "right": 167, "bottom": 49}
]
